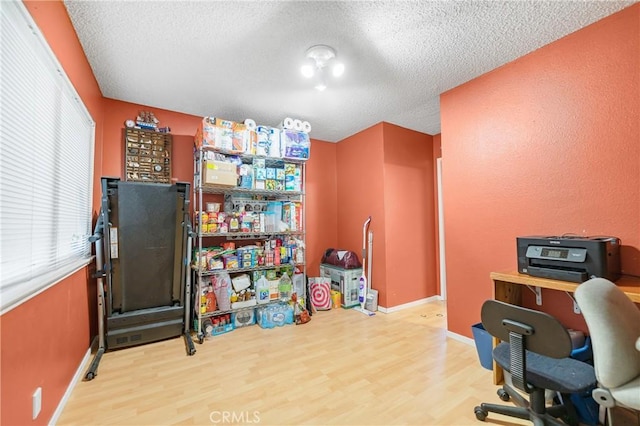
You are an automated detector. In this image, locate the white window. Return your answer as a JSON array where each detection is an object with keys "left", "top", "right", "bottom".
[{"left": 0, "top": 1, "right": 95, "bottom": 314}]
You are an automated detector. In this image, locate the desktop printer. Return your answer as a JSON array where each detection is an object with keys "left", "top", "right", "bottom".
[{"left": 517, "top": 235, "right": 621, "bottom": 283}]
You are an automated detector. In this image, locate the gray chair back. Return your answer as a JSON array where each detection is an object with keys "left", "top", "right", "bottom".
[
  {"left": 482, "top": 300, "right": 573, "bottom": 393},
  {"left": 482, "top": 300, "right": 573, "bottom": 358},
  {"left": 575, "top": 278, "right": 640, "bottom": 389}
]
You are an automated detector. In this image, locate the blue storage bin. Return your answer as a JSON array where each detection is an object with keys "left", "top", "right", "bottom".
[
  {"left": 471, "top": 323, "right": 493, "bottom": 370},
  {"left": 568, "top": 337, "right": 599, "bottom": 426}
]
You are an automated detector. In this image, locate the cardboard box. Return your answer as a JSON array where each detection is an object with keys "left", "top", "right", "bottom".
[
  {"left": 194, "top": 117, "right": 247, "bottom": 153},
  {"left": 284, "top": 163, "right": 302, "bottom": 192},
  {"left": 266, "top": 167, "right": 276, "bottom": 179},
  {"left": 244, "top": 129, "right": 257, "bottom": 155},
  {"left": 203, "top": 160, "right": 237, "bottom": 187},
  {"left": 320, "top": 264, "right": 362, "bottom": 308}
]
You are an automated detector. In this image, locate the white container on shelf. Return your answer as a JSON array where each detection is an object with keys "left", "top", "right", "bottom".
[
  {"left": 255, "top": 276, "right": 270, "bottom": 304},
  {"left": 206, "top": 202, "right": 220, "bottom": 213}
]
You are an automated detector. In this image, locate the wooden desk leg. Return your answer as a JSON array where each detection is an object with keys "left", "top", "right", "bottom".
[
  {"left": 492, "top": 336, "right": 503, "bottom": 385},
  {"left": 492, "top": 280, "right": 522, "bottom": 385}
]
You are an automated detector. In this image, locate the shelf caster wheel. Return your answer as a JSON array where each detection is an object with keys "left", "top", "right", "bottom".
[
  {"left": 497, "top": 388, "right": 510, "bottom": 401},
  {"left": 85, "top": 372, "right": 95, "bottom": 381},
  {"left": 188, "top": 347, "right": 196, "bottom": 356},
  {"left": 474, "top": 406, "right": 487, "bottom": 421},
  {"left": 198, "top": 334, "right": 204, "bottom": 344}
]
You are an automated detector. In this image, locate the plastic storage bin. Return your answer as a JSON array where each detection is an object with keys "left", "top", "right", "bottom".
[
  {"left": 471, "top": 323, "right": 493, "bottom": 370},
  {"left": 568, "top": 337, "right": 599, "bottom": 426}
]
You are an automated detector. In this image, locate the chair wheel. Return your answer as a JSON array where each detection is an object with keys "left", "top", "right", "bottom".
[
  {"left": 474, "top": 406, "right": 488, "bottom": 421},
  {"left": 497, "top": 388, "right": 510, "bottom": 401}
]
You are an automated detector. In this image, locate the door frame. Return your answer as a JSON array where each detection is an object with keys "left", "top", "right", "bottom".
[{"left": 437, "top": 158, "right": 446, "bottom": 300}]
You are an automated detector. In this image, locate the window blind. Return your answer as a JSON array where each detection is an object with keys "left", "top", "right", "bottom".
[{"left": 0, "top": 1, "right": 95, "bottom": 314}]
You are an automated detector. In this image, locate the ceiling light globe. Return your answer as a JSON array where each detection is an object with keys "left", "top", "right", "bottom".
[
  {"left": 301, "top": 64, "right": 315, "bottom": 78},
  {"left": 332, "top": 62, "right": 345, "bottom": 77},
  {"left": 314, "top": 83, "right": 327, "bottom": 91}
]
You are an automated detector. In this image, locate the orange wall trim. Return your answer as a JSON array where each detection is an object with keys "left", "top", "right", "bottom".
[{"left": 441, "top": 4, "right": 640, "bottom": 338}]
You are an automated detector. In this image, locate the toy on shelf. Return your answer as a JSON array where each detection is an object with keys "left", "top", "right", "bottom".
[{"left": 135, "top": 110, "right": 159, "bottom": 130}]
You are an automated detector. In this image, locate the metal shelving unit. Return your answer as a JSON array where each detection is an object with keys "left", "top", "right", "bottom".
[
  {"left": 197, "top": 298, "right": 289, "bottom": 319},
  {"left": 192, "top": 262, "right": 306, "bottom": 277},
  {"left": 192, "top": 144, "right": 307, "bottom": 343},
  {"left": 199, "top": 185, "right": 303, "bottom": 197},
  {"left": 198, "top": 230, "right": 304, "bottom": 241}
]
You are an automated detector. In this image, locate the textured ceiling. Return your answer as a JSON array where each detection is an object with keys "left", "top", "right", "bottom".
[{"left": 64, "top": 1, "right": 634, "bottom": 142}]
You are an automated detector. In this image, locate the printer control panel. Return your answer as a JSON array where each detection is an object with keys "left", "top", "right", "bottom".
[{"left": 525, "top": 246, "right": 587, "bottom": 263}]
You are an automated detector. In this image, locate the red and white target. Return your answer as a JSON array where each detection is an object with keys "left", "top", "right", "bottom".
[{"left": 310, "top": 279, "right": 332, "bottom": 310}]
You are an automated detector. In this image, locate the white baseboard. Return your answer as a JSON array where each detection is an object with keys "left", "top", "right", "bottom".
[
  {"left": 377, "top": 295, "right": 442, "bottom": 313},
  {"left": 49, "top": 337, "right": 97, "bottom": 425},
  {"left": 446, "top": 330, "right": 475, "bottom": 346}
]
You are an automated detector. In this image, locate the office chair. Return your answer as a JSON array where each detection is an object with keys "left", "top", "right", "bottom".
[
  {"left": 474, "top": 300, "right": 596, "bottom": 425},
  {"left": 574, "top": 278, "right": 640, "bottom": 423}
]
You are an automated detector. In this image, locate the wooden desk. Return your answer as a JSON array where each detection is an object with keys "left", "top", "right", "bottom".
[{"left": 490, "top": 271, "right": 640, "bottom": 384}]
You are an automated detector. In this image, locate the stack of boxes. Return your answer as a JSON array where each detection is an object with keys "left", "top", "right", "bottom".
[
  {"left": 195, "top": 116, "right": 309, "bottom": 189},
  {"left": 195, "top": 116, "right": 310, "bottom": 161},
  {"left": 193, "top": 238, "right": 304, "bottom": 272},
  {"left": 201, "top": 153, "right": 303, "bottom": 191},
  {"left": 284, "top": 163, "right": 302, "bottom": 192},
  {"left": 195, "top": 117, "right": 255, "bottom": 154}
]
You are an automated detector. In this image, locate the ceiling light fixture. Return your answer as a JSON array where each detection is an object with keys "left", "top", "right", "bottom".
[{"left": 301, "top": 45, "right": 344, "bottom": 91}]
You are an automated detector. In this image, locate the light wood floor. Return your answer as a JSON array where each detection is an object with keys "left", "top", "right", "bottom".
[{"left": 58, "top": 301, "right": 532, "bottom": 425}]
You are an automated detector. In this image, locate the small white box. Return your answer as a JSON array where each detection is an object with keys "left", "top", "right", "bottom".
[
  {"left": 231, "top": 274, "right": 251, "bottom": 292},
  {"left": 319, "top": 264, "right": 362, "bottom": 308}
]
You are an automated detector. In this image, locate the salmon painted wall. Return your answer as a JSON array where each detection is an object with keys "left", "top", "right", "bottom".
[
  {"left": 441, "top": 5, "right": 640, "bottom": 338},
  {"left": 1, "top": 2, "right": 105, "bottom": 425},
  {"left": 101, "top": 98, "right": 203, "bottom": 182},
  {"left": 382, "top": 123, "right": 437, "bottom": 306},
  {"left": 305, "top": 141, "right": 338, "bottom": 276},
  {"left": 433, "top": 134, "right": 442, "bottom": 160},
  {"left": 336, "top": 124, "right": 388, "bottom": 304},
  {"left": 336, "top": 123, "right": 437, "bottom": 308}
]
